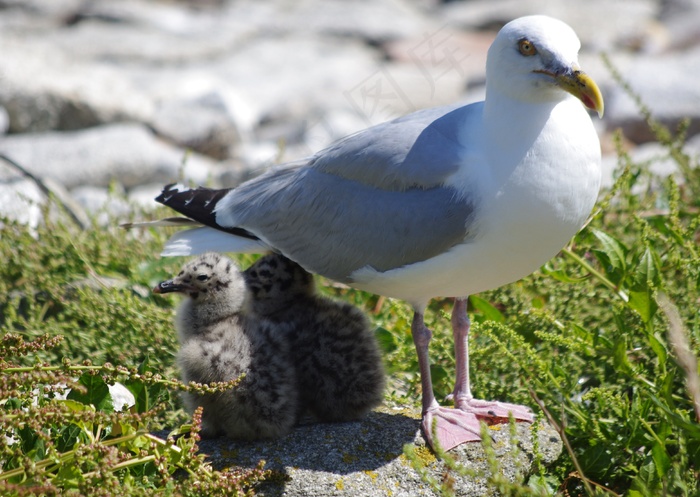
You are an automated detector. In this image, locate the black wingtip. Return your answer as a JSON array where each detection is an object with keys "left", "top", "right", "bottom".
[
  {"left": 155, "top": 183, "right": 186, "bottom": 205},
  {"left": 155, "top": 184, "right": 259, "bottom": 241}
]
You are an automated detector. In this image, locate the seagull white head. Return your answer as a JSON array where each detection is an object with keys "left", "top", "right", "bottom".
[{"left": 486, "top": 15, "right": 604, "bottom": 117}]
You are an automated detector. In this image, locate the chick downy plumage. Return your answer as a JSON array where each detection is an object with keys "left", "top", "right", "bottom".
[
  {"left": 155, "top": 253, "right": 298, "bottom": 440},
  {"left": 244, "top": 253, "right": 385, "bottom": 422}
]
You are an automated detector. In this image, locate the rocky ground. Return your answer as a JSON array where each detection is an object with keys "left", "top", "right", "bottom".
[
  {"left": 177, "top": 405, "right": 563, "bottom": 497},
  {"left": 1, "top": 0, "right": 699, "bottom": 226}
]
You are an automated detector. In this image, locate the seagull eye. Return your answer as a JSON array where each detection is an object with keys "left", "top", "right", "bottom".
[
  {"left": 518, "top": 39, "right": 537, "bottom": 56},
  {"left": 196, "top": 274, "right": 209, "bottom": 281}
]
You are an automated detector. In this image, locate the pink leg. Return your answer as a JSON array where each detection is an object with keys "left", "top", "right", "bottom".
[
  {"left": 449, "top": 298, "right": 534, "bottom": 423},
  {"left": 411, "top": 311, "right": 482, "bottom": 452}
]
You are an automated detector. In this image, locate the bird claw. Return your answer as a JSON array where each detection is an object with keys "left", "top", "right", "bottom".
[
  {"left": 455, "top": 398, "right": 534, "bottom": 423},
  {"left": 421, "top": 405, "right": 487, "bottom": 452}
]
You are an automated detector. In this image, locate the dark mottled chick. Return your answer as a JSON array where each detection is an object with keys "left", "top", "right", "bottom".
[
  {"left": 244, "top": 253, "right": 385, "bottom": 422},
  {"left": 154, "top": 253, "right": 298, "bottom": 440}
]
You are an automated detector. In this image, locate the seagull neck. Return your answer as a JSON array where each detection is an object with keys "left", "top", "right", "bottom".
[
  {"left": 483, "top": 91, "right": 557, "bottom": 138},
  {"left": 482, "top": 91, "right": 559, "bottom": 169}
]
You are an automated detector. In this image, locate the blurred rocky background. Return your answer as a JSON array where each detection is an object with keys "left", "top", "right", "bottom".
[{"left": 1, "top": 0, "right": 699, "bottom": 228}]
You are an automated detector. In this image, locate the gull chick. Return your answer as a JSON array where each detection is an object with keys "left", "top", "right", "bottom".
[
  {"left": 245, "top": 253, "right": 385, "bottom": 422},
  {"left": 154, "top": 253, "right": 298, "bottom": 440}
]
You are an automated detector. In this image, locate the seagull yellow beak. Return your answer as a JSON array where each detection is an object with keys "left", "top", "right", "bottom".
[{"left": 536, "top": 67, "right": 605, "bottom": 118}]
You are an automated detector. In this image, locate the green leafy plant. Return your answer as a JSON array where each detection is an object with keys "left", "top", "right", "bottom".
[
  {"left": 0, "top": 332, "right": 266, "bottom": 496},
  {"left": 0, "top": 212, "right": 267, "bottom": 495}
]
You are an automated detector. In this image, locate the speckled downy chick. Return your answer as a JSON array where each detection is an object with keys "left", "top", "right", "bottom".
[
  {"left": 244, "top": 253, "right": 386, "bottom": 422},
  {"left": 154, "top": 253, "right": 298, "bottom": 440}
]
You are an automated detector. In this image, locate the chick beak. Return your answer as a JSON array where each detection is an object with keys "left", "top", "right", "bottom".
[{"left": 153, "top": 279, "right": 185, "bottom": 294}]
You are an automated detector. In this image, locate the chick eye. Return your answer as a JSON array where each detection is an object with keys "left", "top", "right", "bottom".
[
  {"left": 196, "top": 274, "right": 209, "bottom": 281},
  {"left": 518, "top": 39, "right": 537, "bottom": 56}
]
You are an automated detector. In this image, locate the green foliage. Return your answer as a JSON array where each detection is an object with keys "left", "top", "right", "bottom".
[{"left": 0, "top": 212, "right": 266, "bottom": 495}]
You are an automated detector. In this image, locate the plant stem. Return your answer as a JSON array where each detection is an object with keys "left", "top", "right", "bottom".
[
  {"left": 0, "top": 432, "right": 181, "bottom": 482},
  {"left": 0, "top": 364, "right": 185, "bottom": 389},
  {"left": 561, "top": 248, "right": 629, "bottom": 302},
  {"left": 0, "top": 365, "right": 104, "bottom": 373},
  {"left": 529, "top": 388, "right": 599, "bottom": 496},
  {"left": 82, "top": 455, "right": 158, "bottom": 479}
]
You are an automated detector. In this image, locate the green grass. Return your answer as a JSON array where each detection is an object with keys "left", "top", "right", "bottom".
[
  {"left": 0, "top": 211, "right": 268, "bottom": 495},
  {"left": 1, "top": 79, "right": 699, "bottom": 495}
]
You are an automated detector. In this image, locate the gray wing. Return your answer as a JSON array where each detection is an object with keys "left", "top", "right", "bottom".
[
  {"left": 214, "top": 102, "right": 482, "bottom": 281},
  {"left": 217, "top": 168, "right": 476, "bottom": 282},
  {"left": 309, "top": 102, "right": 476, "bottom": 190}
]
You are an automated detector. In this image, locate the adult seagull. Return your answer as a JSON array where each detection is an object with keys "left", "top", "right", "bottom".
[{"left": 146, "top": 15, "right": 603, "bottom": 451}]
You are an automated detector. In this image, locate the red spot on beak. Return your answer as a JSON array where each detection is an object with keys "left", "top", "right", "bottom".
[{"left": 581, "top": 93, "right": 596, "bottom": 111}]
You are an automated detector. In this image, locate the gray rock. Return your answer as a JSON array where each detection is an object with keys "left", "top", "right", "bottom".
[
  {"left": 604, "top": 47, "right": 700, "bottom": 144},
  {"left": 75, "top": 0, "right": 234, "bottom": 35},
  {"left": 254, "top": 108, "right": 368, "bottom": 163},
  {"left": 600, "top": 138, "right": 699, "bottom": 193},
  {"left": 0, "top": 0, "right": 686, "bottom": 199},
  {"left": 193, "top": 405, "right": 562, "bottom": 497},
  {"left": 0, "top": 168, "right": 45, "bottom": 232},
  {"left": 0, "top": 157, "right": 90, "bottom": 231},
  {"left": 216, "top": 158, "right": 268, "bottom": 187},
  {"left": 0, "top": 3, "right": 255, "bottom": 137},
  {"left": 0, "top": 0, "right": 83, "bottom": 26},
  {"left": 247, "top": 0, "right": 434, "bottom": 43},
  {"left": 127, "top": 183, "right": 170, "bottom": 210},
  {"left": 37, "top": 14, "right": 254, "bottom": 66},
  {"left": 383, "top": 29, "right": 493, "bottom": 85},
  {"left": 684, "top": 130, "right": 700, "bottom": 156},
  {"left": 0, "top": 123, "right": 217, "bottom": 190},
  {"left": 0, "top": 35, "right": 153, "bottom": 133},
  {"left": 70, "top": 185, "right": 132, "bottom": 226},
  {"left": 0, "top": 106, "right": 9, "bottom": 135},
  {"left": 150, "top": 94, "right": 241, "bottom": 160},
  {"left": 209, "top": 34, "right": 380, "bottom": 130},
  {"left": 439, "top": 0, "right": 657, "bottom": 52},
  {"left": 658, "top": 0, "right": 700, "bottom": 51},
  {"left": 0, "top": 0, "right": 424, "bottom": 139}
]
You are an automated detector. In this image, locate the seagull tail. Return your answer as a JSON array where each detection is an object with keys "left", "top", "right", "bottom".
[
  {"left": 161, "top": 226, "right": 268, "bottom": 257},
  {"left": 149, "top": 184, "right": 270, "bottom": 256}
]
